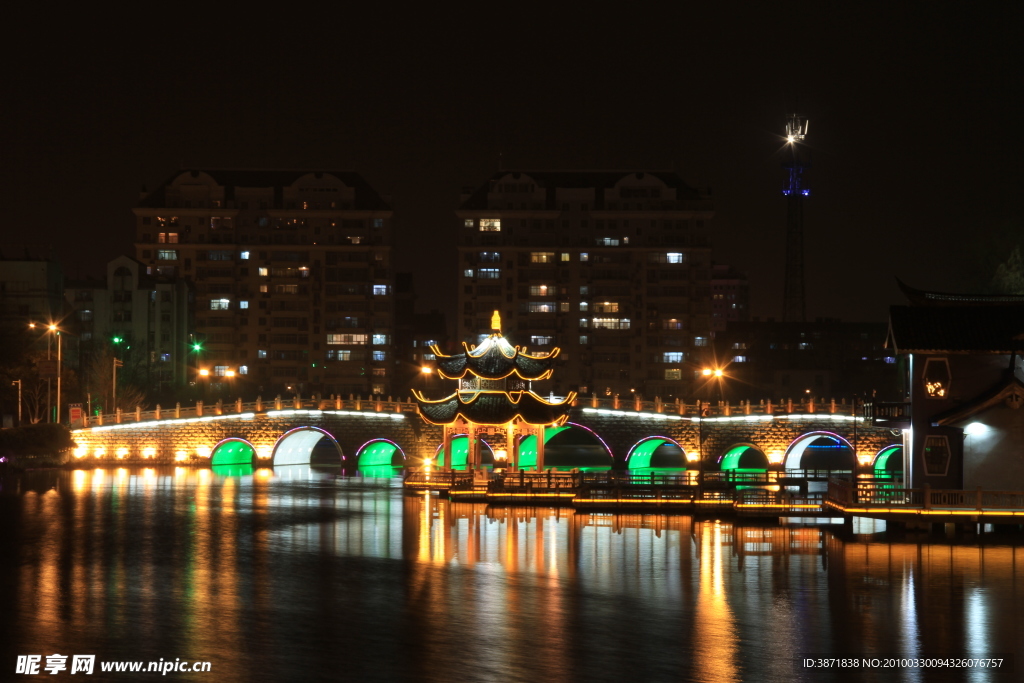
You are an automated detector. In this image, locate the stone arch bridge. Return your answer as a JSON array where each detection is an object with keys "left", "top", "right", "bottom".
[{"left": 69, "top": 396, "right": 899, "bottom": 473}]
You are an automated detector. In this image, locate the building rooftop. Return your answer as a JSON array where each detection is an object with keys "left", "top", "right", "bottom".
[
  {"left": 888, "top": 305, "right": 1024, "bottom": 354},
  {"left": 459, "top": 170, "right": 708, "bottom": 211},
  {"left": 139, "top": 169, "right": 391, "bottom": 211}
]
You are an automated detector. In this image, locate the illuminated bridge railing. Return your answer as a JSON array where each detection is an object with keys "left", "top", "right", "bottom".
[
  {"left": 78, "top": 394, "right": 869, "bottom": 428},
  {"left": 79, "top": 396, "right": 421, "bottom": 427}
]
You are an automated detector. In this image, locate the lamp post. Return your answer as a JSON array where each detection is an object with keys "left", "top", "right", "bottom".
[{"left": 49, "top": 324, "right": 62, "bottom": 424}]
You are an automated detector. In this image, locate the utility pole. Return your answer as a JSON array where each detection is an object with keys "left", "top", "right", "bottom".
[
  {"left": 782, "top": 114, "right": 810, "bottom": 323},
  {"left": 12, "top": 380, "right": 21, "bottom": 426},
  {"left": 55, "top": 330, "right": 62, "bottom": 424}
]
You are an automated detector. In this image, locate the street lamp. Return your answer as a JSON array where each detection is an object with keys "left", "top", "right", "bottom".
[{"left": 701, "top": 367, "right": 726, "bottom": 402}]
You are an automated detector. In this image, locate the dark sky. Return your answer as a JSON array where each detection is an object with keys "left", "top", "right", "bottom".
[{"left": 3, "top": 5, "right": 1021, "bottom": 325}]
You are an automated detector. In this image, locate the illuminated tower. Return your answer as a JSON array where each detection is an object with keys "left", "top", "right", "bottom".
[
  {"left": 413, "top": 312, "right": 575, "bottom": 471},
  {"left": 782, "top": 115, "right": 810, "bottom": 322}
]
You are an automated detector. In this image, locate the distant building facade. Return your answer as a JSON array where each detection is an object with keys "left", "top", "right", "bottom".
[
  {"left": 65, "top": 256, "right": 192, "bottom": 394},
  {"left": 0, "top": 255, "right": 64, "bottom": 327},
  {"left": 713, "top": 319, "right": 896, "bottom": 402},
  {"left": 133, "top": 170, "right": 395, "bottom": 397},
  {"left": 710, "top": 264, "right": 749, "bottom": 334},
  {"left": 456, "top": 170, "right": 713, "bottom": 400}
]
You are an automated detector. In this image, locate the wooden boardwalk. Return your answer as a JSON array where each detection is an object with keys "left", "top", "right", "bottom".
[{"left": 404, "top": 470, "right": 1024, "bottom": 524}]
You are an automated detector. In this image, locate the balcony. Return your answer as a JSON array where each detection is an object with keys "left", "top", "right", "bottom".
[{"left": 868, "top": 401, "right": 911, "bottom": 425}]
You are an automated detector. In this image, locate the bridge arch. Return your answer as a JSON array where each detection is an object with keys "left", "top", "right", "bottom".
[
  {"left": 784, "top": 432, "right": 855, "bottom": 470},
  {"left": 435, "top": 434, "right": 494, "bottom": 470},
  {"left": 210, "top": 438, "right": 257, "bottom": 466},
  {"left": 717, "top": 443, "right": 769, "bottom": 472},
  {"left": 626, "top": 436, "right": 688, "bottom": 470},
  {"left": 271, "top": 427, "right": 344, "bottom": 466},
  {"left": 517, "top": 423, "right": 614, "bottom": 470},
  {"left": 355, "top": 438, "right": 407, "bottom": 474},
  {"left": 873, "top": 444, "right": 904, "bottom": 478}
]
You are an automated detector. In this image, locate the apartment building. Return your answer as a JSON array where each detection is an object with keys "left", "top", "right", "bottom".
[
  {"left": 133, "top": 170, "right": 394, "bottom": 397},
  {"left": 456, "top": 171, "right": 714, "bottom": 400}
]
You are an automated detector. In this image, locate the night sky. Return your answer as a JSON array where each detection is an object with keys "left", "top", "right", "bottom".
[{"left": 3, "top": 5, "right": 1021, "bottom": 327}]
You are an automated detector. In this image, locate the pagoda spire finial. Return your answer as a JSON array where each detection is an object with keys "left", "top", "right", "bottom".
[{"left": 491, "top": 310, "right": 501, "bottom": 333}]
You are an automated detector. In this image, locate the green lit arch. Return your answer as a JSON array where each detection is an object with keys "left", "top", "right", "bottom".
[
  {"left": 434, "top": 435, "right": 494, "bottom": 471},
  {"left": 873, "top": 445, "right": 903, "bottom": 476},
  {"left": 718, "top": 444, "right": 769, "bottom": 472},
  {"left": 210, "top": 438, "right": 256, "bottom": 466},
  {"left": 356, "top": 439, "right": 406, "bottom": 467},
  {"left": 627, "top": 436, "right": 688, "bottom": 470},
  {"left": 517, "top": 423, "right": 613, "bottom": 471}
]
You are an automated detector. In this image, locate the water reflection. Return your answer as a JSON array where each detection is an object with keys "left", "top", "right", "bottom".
[{"left": 2, "top": 467, "right": 1023, "bottom": 682}]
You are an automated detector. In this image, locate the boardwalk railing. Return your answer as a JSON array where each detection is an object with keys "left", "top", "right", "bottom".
[{"left": 827, "top": 479, "right": 1024, "bottom": 512}]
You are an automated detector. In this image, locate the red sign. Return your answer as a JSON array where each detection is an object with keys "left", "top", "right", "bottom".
[{"left": 68, "top": 404, "right": 83, "bottom": 425}]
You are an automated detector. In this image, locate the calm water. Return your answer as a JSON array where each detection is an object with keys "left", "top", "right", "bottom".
[{"left": 1, "top": 467, "right": 1022, "bottom": 682}]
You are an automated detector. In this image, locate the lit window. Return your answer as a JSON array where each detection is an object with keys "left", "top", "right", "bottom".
[
  {"left": 372, "top": 334, "right": 388, "bottom": 344},
  {"left": 157, "top": 250, "right": 178, "bottom": 261},
  {"left": 479, "top": 218, "right": 501, "bottom": 232},
  {"left": 596, "top": 238, "right": 619, "bottom": 246},
  {"left": 373, "top": 285, "right": 389, "bottom": 295},
  {"left": 884, "top": 356, "right": 896, "bottom": 364},
  {"left": 259, "top": 267, "right": 269, "bottom": 276},
  {"left": 664, "top": 369, "right": 682, "bottom": 380},
  {"left": 560, "top": 253, "right": 570, "bottom": 262},
  {"left": 167, "top": 233, "right": 178, "bottom": 243},
  {"left": 648, "top": 252, "right": 685, "bottom": 264},
  {"left": 326, "top": 349, "right": 351, "bottom": 361},
  {"left": 593, "top": 318, "right": 630, "bottom": 330},
  {"left": 529, "top": 285, "right": 552, "bottom": 296},
  {"left": 580, "top": 253, "right": 589, "bottom": 262},
  {"left": 160, "top": 353, "right": 171, "bottom": 362},
  {"left": 479, "top": 251, "right": 501, "bottom": 262},
  {"left": 528, "top": 302, "right": 556, "bottom": 313},
  {"left": 594, "top": 301, "right": 619, "bottom": 313},
  {"left": 372, "top": 384, "right": 385, "bottom": 395},
  {"left": 422, "top": 353, "right": 436, "bottom": 360},
  {"left": 694, "top": 336, "right": 708, "bottom": 347},
  {"left": 580, "top": 318, "right": 589, "bottom": 328},
  {"left": 258, "top": 350, "right": 267, "bottom": 359},
  {"left": 372, "top": 367, "right": 387, "bottom": 376},
  {"left": 239, "top": 366, "right": 248, "bottom": 375},
  {"left": 240, "top": 251, "right": 250, "bottom": 260},
  {"left": 259, "top": 285, "right": 268, "bottom": 293},
  {"left": 580, "top": 286, "right": 589, "bottom": 295},
  {"left": 478, "top": 269, "right": 500, "bottom": 279},
  {"left": 372, "top": 350, "right": 386, "bottom": 361},
  {"left": 662, "top": 352, "right": 683, "bottom": 363},
  {"left": 348, "top": 236, "right": 363, "bottom": 244},
  {"left": 530, "top": 335, "right": 554, "bottom": 345},
  {"left": 327, "top": 334, "right": 368, "bottom": 345},
  {"left": 559, "top": 302, "right": 570, "bottom": 312},
  {"left": 579, "top": 335, "right": 589, "bottom": 344},
  {"left": 464, "top": 269, "right": 474, "bottom": 278},
  {"left": 373, "top": 219, "right": 384, "bottom": 228},
  {"left": 210, "top": 299, "right": 230, "bottom": 310},
  {"left": 530, "top": 252, "right": 556, "bottom": 264},
  {"left": 464, "top": 219, "right": 475, "bottom": 228},
  {"left": 213, "top": 365, "right": 229, "bottom": 377},
  {"left": 239, "top": 301, "right": 249, "bottom": 309},
  {"left": 733, "top": 356, "right": 747, "bottom": 363},
  {"left": 579, "top": 302, "right": 589, "bottom": 311}
]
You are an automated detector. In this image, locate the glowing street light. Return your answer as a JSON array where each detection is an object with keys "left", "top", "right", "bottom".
[{"left": 198, "top": 369, "right": 210, "bottom": 377}]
